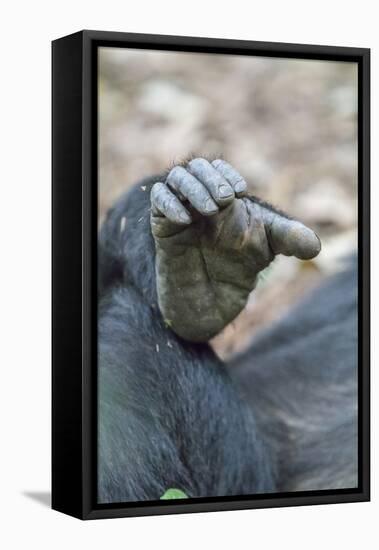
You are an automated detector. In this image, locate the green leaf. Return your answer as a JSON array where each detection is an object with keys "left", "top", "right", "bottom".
[{"left": 160, "top": 488, "right": 189, "bottom": 500}]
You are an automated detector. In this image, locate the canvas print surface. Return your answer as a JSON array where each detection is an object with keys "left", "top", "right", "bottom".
[{"left": 97, "top": 47, "right": 358, "bottom": 504}]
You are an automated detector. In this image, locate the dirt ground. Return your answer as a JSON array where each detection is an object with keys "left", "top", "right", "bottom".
[{"left": 98, "top": 47, "right": 358, "bottom": 358}]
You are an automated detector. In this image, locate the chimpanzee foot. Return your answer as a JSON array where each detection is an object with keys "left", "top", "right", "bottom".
[{"left": 151, "top": 158, "right": 321, "bottom": 342}]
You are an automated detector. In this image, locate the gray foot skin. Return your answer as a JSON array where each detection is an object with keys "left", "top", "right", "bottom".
[{"left": 151, "top": 158, "right": 321, "bottom": 342}]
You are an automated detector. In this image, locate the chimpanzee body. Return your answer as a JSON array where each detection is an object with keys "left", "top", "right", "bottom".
[{"left": 98, "top": 169, "right": 357, "bottom": 503}]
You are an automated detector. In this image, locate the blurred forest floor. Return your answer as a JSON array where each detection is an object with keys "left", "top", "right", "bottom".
[{"left": 99, "top": 48, "right": 358, "bottom": 359}]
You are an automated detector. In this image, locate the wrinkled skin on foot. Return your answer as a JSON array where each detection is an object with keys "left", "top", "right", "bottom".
[{"left": 151, "top": 158, "right": 321, "bottom": 342}]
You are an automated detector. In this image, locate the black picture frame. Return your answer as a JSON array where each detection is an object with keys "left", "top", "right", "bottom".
[{"left": 52, "top": 30, "right": 370, "bottom": 520}]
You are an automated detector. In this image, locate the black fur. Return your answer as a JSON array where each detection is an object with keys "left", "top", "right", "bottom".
[
  {"left": 98, "top": 177, "right": 276, "bottom": 502},
  {"left": 98, "top": 174, "right": 357, "bottom": 502},
  {"left": 230, "top": 260, "right": 358, "bottom": 491}
]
